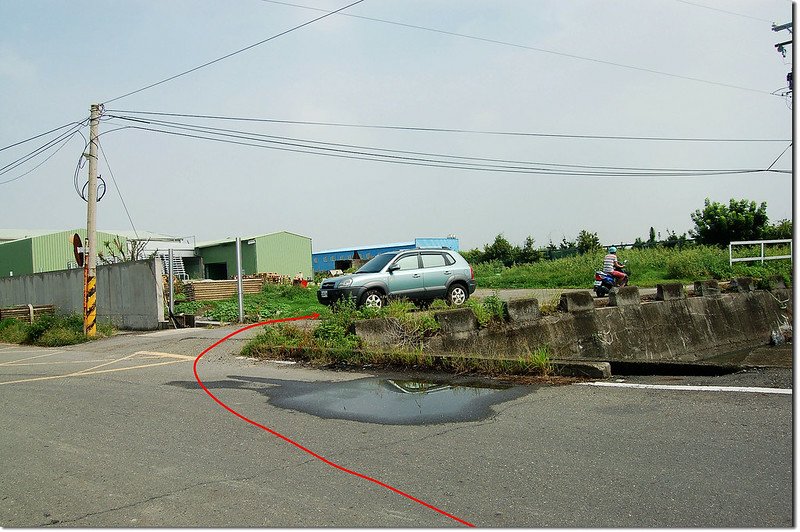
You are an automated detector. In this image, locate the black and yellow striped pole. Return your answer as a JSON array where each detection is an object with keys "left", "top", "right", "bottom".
[{"left": 84, "top": 104, "right": 101, "bottom": 337}]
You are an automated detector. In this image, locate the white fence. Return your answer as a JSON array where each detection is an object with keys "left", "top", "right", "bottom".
[{"left": 728, "top": 239, "right": 792, "bottom": 266}]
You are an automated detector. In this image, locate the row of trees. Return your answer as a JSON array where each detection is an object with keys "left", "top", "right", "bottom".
[{"left": 463, "top": 198, "right": 792, "bottom": 266}]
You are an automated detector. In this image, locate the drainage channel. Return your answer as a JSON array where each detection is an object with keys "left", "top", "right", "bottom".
[{"left": 609, "top": 361, "right": 741, "bottom": 377}]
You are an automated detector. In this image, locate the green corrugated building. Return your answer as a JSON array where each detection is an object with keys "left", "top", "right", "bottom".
[
  {"left": 196, "top": 231, "right": 312, "bottom": 280},
  {"left": 0, "top": 229, "right": 127, "bottom": 278}
]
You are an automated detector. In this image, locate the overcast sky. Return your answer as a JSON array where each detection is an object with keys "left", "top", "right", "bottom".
[{"left": 1, "top": 0, "right": 793, "bottom": 251}]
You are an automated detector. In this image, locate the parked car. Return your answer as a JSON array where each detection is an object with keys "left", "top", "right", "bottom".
[{"left": 316, "top": 249, "right": 476, "bottom": 308}]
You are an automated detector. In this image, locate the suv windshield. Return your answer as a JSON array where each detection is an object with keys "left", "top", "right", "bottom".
[{"left": 355, "top": 253, "right": 396, "bottom": 273}]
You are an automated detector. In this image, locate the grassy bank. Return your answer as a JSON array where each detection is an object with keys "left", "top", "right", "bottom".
[
  {"left": 0, "top": 314, "right": 115, "bottom": 346},
  {"left": 240, "top": 298, "right": 554, "bottom": 377},
  {"left": 473, "top": 245, "right": 792, "bottom": 289}
]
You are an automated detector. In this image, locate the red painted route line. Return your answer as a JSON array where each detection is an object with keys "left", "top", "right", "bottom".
[{"left": 192, "top": 314, "right": 476, "bottom": 528}]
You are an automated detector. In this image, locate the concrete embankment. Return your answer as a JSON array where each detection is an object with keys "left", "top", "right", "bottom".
[{"left": 356, "top": 279, "right": 792, "bottom": 378}]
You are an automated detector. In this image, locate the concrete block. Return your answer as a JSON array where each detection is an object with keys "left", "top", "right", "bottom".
[
  {"left": 767, "top": 275, "right": 787, "bottom": 290},
  {"left": 507, "top": 298, "right": 540, "bottom": 322},
  {"left": 552, "top": 361, "right": 611, "bottom": 378},
  {"left": 354, "top": 317, "right": 396, "bottom": 347},
  {"left": 731, "top": 277, "right": 755, "bottom": 292},
  {"left": 608, "top": 286, "right": 640, "bottom": 307},
  {"left": 558, "top": 291, "right": 594, "bottom": 313},
  {"left": 656, "top": 283, "right": 686, "bottom": 301},
  {"left": 434, "top": 308, "right": 479, "bottom": 334},
  {"left": 694, "top": 279, "right": 720, "bottom": 297}
]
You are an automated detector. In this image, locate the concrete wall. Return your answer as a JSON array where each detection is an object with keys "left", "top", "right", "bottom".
[
  {"left": 0, "top": 258, "right": 165, "bottom": 330},
  {"left": 356, "top": 286, "right": 792, "bottom": 363}
]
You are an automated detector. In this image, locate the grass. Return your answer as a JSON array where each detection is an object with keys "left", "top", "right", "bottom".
[
  {"left": 239, "top": 295, "right": 555, "bottom": 377},
  {"left": 473, "top": 245, "right": 792, "bottom": 289},
  {"left": 174, "top": 282, "right": 328, "bottom": 322},
  {"left": 0, "top": 314, "right": 115, "bottom": 347}
]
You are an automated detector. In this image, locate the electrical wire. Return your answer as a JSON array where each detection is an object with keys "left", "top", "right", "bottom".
[
  {"left": 0, "top": 122, "right": 86, "bottom": 177},
  {"left": 101, "top": 119, "right": 768, "bottom": 178},
  {"left": 102, "top": 0, "right": 365, "bottom": 105},
  {"left": 765, "top": 142, "right": 792, "bottom": 171},
  {"left": 0, "top": 129, "right": 82, "bottom": 185},
  {"left": 259, "top": 0, "right": 775, "bottom": 96},
  {"left": 0, "top": 119, "right": 87, "bottom": 153},
  {"left": 673, "top": 0, "right": 776, "bottom": 23},
  {"left": 104, "top": 109, "right": 792, "bottom": 143},
  {"left": 98, "top": 141, "right": 139, "bottom": 239},
  {"left": 104, "top": 113, "right": 768, "bottom": 174}
]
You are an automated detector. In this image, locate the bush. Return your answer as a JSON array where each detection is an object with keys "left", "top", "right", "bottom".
[{"left": 0, "top": 313, "right": 113, "bottom": 347}]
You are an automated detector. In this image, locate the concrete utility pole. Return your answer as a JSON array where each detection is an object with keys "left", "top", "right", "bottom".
[
  {"left": 84, "top": 103, "right": 101, "bottom": 336},
  {"left": 772, "top": 21, "right": 793, "bottom": 95}
]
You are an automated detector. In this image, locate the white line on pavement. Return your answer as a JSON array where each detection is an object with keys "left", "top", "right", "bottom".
[{"left": 580, "top": 381, "right": 792, "bottom": 395}]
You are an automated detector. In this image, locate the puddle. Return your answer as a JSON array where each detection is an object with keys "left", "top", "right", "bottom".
[{"left": 169, "top": 376, "right": 531, "bottom": 425}]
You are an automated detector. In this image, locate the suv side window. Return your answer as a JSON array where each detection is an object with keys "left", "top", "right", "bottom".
[
  {"left": 393, "top": 253, "right": 420, "bottom": 271},
  {"left": 421, "top": 253, "right": 447, "bottom": 268}
]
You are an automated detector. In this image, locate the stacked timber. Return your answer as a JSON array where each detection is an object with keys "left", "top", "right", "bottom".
[
  {"left": 0, "top": 305, "right": 55, "bottom": 323},
  {"left": 183, "top": 279, "right": 264, "bottom": 301}
]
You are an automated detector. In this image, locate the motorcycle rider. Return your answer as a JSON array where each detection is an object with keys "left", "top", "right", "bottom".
[{"left": 602, "top": 246, "right": 628, "bottom": 286}]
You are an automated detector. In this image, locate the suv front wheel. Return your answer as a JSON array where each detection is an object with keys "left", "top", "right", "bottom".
[
  {"left": 361, "top": 289, "right": 385, "bottom": 309},
  {"left": 446, "top": 283, "right": 468, "bottom": 306}
]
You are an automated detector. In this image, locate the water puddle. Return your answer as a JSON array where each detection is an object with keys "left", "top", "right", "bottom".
[{"left": 170, "top": 375, "right": 531, "bottom": 425}]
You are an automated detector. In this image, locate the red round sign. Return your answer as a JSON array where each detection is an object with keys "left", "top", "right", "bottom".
[{"left": 72, "top": 233, "right": 84, "bottom": 267}]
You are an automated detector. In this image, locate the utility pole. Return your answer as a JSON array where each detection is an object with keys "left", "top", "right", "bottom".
[
  {"left": 772, "top": 21, "right": 793, "bottom": 97},
  {"left": 84, "top": 103, "right": 101, "bottom": 336}
]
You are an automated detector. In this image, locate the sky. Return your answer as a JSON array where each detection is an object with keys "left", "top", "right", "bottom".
[{"left": 1, "top": 0, "right": 794, "bottom": 252}]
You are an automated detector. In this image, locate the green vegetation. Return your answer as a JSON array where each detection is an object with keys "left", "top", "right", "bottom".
[
  {"left": 174, "top": 283, "right": 328, "bottom": 322},
  {"left": 473, "top": 245, "right": 791, "bottom": 289},
  {"left": 239, "top": 295, "right": 554, "bottom": 376},
  {"left": 0, "top": 314, "right": 115, "bottom": 347}
]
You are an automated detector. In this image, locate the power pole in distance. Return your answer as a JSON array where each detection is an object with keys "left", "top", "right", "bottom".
[
  {"left": 84, "top": 103, "right": 101, "bottom": 336},
  {"left": 772, "top": 21, "right": 793, "bottom": 96}
]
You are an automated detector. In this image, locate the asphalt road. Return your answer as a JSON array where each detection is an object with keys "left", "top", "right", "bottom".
[{"left": 0, "top": 327, "right": 793, "bottom": 527}]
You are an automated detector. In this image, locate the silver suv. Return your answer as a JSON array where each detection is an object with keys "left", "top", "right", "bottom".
[{"left": 317, "top": 249, "right": 476, "bottom": 308}]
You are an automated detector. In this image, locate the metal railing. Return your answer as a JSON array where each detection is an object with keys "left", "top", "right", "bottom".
[{"left": 728, "top": 239, "right": 792, "bottom": 266}]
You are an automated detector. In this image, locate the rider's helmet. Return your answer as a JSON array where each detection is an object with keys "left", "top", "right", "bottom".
[{"left": 608, "top": 246, "right": 617, "bottom": 253}]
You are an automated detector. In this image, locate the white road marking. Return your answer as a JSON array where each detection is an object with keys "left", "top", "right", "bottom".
[
  {"left": 580, "top": 381, "right": 792, "bottom": 395},
  {"left": 134, "top": 351, "right": 196, "bottom": 361}
]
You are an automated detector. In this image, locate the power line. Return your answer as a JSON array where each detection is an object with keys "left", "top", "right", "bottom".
[
  {"left": 765, "top": 142, "right": 792, "bottom": 171},
  {"left": 98, "top": 141, "right": 139, "bottom": 239},
  {"left": 102, "top": 0, "right": 365, "bottom": 105},
  {"left": 260, "top": 0, "right": 774, "bottom": 96},
  {"left": 102, "top": 117, "right": 768, "bottom": 178},
  {"left": 0, "top": 129, "right": 81, "bottom": 185},
  {"left": 673, "top": 0, "right": 776, "bottom": 23},
  {"left": 105, "top": 109, "right": 791, "bottom": 143},
  {"left": 104, "top": 114, "right": 770, "bottom": 173},
  {"left": 0, "top": 119, "right": 86, "bottom": 153},
  {"left": 0, "top": 123, "right": 85, "bottom": 177}
]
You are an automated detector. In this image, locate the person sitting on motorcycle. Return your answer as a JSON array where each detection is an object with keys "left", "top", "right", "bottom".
[{"left": 602, "top": 246, "right": 628, "bottom": 286}]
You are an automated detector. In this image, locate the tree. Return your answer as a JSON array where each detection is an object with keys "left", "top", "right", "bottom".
[
  {"left": 690, "top": 198, "right": 769, "bottom": 246},
  {"left": 764, "top": 219, "right": 793, "bottom": 239},
  {"left": 648, "top": 226, "right": 656, "bottom": 244},
  {"left": 576, "top": 230, "right": 601, "bottom": 254},
  {"left": 516, "top": 236, "right": 540, "bottom": 264},
  {"left": 482, "top": 234, "right": 516, "bottom": 267}
]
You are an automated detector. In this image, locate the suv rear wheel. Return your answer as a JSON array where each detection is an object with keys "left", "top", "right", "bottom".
[
  {"left": 446, "top": 283, "right": 468, "bottom": 306},
  {"left": 361, "top": 289, "right": 385, "bottom": 309}
]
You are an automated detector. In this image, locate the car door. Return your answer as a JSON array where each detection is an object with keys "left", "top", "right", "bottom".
[
  {"left": 421, "top": 252, "right": 452, "bottom": 298},
  {"left": 386, "top": 252, "right": 423, "bottom": 298}
]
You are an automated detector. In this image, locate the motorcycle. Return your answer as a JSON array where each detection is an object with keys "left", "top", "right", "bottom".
[{"left": 593, "top": 261, "right": 628, "bottom": 297}]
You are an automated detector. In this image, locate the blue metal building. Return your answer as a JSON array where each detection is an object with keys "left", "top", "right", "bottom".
[{"left": 312, "top": 237, "right": 459, "bottom": 272}]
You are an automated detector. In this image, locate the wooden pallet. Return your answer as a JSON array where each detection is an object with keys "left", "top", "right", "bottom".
[
  {"left": 0, "top": 304, "right": 56, "bottom": 323},
  {"left": 183, "top": 279, "right": 264, "bottom": 301}
]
